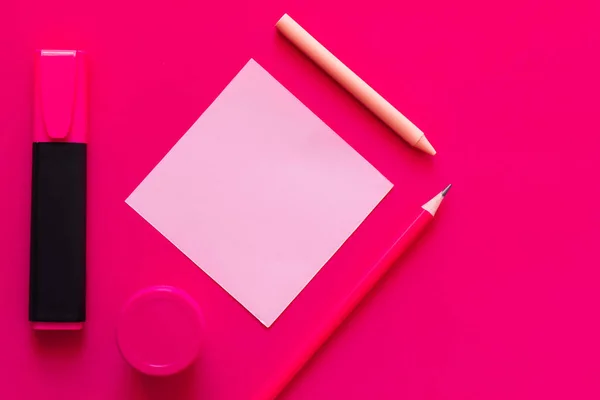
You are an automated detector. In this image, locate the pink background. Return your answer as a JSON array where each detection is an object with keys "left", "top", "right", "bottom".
[{"left": 1, "top": 0, "right": 599, "bottom": 399}]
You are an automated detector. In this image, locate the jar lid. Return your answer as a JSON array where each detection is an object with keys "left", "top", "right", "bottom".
[{"left": 117, "top": 286, "right": 203, "bottom": 376}]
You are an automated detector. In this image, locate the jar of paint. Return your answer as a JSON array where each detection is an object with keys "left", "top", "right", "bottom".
[{"left": 116, "top": 286, "right": 203, "bottom": 376}]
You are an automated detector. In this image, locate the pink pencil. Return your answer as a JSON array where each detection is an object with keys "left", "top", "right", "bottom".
[{"left": 255, "top": 185, "right": 451, "bottom": 399}]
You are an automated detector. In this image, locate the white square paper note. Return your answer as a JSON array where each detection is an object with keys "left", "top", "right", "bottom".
[{"left": 126, "top": 59, "right": 393, "bottom": 327}]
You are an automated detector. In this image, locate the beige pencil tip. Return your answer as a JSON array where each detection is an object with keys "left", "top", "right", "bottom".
[{"left": 414, "top": 136, "right": 436, "bottom": 155}]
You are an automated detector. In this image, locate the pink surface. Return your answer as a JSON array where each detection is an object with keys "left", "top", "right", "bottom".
[
  {"left": 126, "top": 59, "right": 392, "bottom": 328},
  {"left": 116, "top": 286, "right": 203, "bottom": 376},
  {"left": 1, "top": 1, "right": 599, "bottom": 399}
]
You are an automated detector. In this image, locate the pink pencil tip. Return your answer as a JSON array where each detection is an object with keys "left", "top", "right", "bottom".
[{"left": 442, "top": 184, "right": 452, "bottom": 196}]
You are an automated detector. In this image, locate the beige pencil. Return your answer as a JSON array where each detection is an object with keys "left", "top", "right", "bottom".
[{"left": 276, "top": 14, "right": 436, "bottom": 155}]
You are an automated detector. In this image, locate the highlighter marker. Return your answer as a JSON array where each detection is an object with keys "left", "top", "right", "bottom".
[{"left": 29, "top": 50, "right": 88, "bottom": 330}]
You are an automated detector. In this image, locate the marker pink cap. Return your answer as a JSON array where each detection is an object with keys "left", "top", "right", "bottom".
[
  {"left": 116, "top": 286, "right": 203, "bottom": 376},
  {"left": 34, "top": 50, "right": 88, "bottom": 144}
]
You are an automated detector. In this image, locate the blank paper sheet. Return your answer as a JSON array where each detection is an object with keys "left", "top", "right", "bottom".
[{"left": 126, "top": 59, "right": 393, "bottom": 327}]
